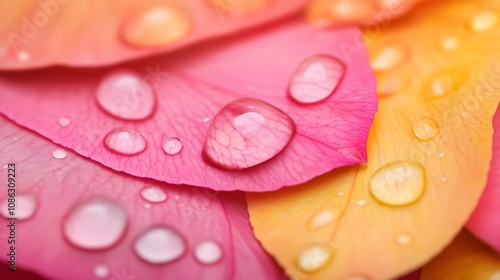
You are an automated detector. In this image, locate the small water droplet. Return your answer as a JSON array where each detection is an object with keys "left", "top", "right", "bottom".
[
  {"left": 296, "top": 246, "right": 331, "bottom": 273},
  {"left": 140, "top": 186, "right": 167, "bottom": 203},
  {"left": 13, "top": 137, "right": 18, "bottom": 141},
  {"left": 17, "top": 51, "right": 30, "bottom": 62},
  {"left": 194, "top": 240, "right": 223, "bottom": 265},
  {"left": 58, "top": 117, "right": 71, "bottom": 127},
  {"left": 370, "top": 45, "right": 406, "bottom": 71},
  {"left": 122, "top": 5, "right": 191, "bottom": 48},
  {"left": 134, "top": 226, "right": 186, "bottom": 264},
  {"left": 96, "top": 70, "right": 155, "bottom": 120},
  {"left": 338, "top": 191, "right": 344, "bottom": 197},
  {"left": 202, "top": 117, "right": 210, "bottom": 123},
  {"left": 357, "top": 199, "right": 367, "bottom": 207},
  {"left": 2, "top": 164, "right": 7, "bottom": 169},
  {"left": 0, "top": 194, "right": 37, "bottom": 220},
  {"left": 396, "top": 234, "right": 411, "bottom": 245},
  {"left": 440, "top": 36, "right": 460, "bottom": 51},
  {"left": 309, "top": 209, "right": 338, "bottom": 230},
  {"left": 438, "top": 152, "right": 445, "bottom": 158},
  {"left": 63, "top": 198, "right": 128, "bottom": 250},
  {"left": 93, "top": 264, "right": 109, "bottom": 279},
  {"left": 162, "top": 137, "right": 183, "bottom": 155},
  {"left": 104, "top": 128, "right": 147, "bottom": 155},
  {"left": 441, "top": 177, "right": 448, "bottom": 183},
  {"left": 203, "top": 98, "right": 295, "bottom": 170},
  {"left": 144, "top": 203, "right": 151, "bottom": 209},
  {"left": 470, "top": 10, "right": 498, "bottom": 32},
  {"left": 422, "top": 68, "right": 467, "bottom": 99},
  {"left": 413, "top": 117, "right": 439, "bottom": 141},
  {"left": 174, "top": 195, "right": 180, "bottom": 202},
  {"left": 52, "top": 149, "right": 68, "bottom": 160},
  {"left": 289, "top": 55, "right": 345, "bottom": 104},
  {"left": 369, "top": 161, "right": 426, "bottom": 206}
]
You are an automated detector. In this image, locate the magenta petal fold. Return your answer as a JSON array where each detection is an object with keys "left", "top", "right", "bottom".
[
  {"left": 467, "top": 105, "right": 500, "bottom": 252},
  {"left": 0, "top": 116, "right": 283, "bottom": 280},
  {"left": 0, "top": 20, "right": 377, "bottom": 191}
]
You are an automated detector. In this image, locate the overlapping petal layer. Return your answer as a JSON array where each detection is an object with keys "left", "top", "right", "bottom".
[{"left": 247, "top": 0, "right": 500, "bottom": 279}]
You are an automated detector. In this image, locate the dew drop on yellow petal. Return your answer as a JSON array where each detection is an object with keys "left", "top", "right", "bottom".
[
  {"left": 296, "top": 246, "right": 331, "bottom": 273},
  {"left": 308, "top": 208, "right": 339, "bottom": 230},
  {"left": 369, "top": 161, "right": 425, "bottom": 206},
  {"left": 396, "top": 234, "right": 411, "bottom": 245},
  {"left": 413, "top": 117, "right": 439, "bottom": 141},
  {"left": 422, "top": 67, "right": 468, "bottom": 99},
  {"left": 122, "top": 5, "right": 190, "bottom": 48},
  {"left": 370, "top": 45, "right": 406, "bottom": 72},
  {"left": 440, "top": 36, "right": 460, "bottom": 51},
  {"left": 470, "top": 10, "right": 498, "bottom": 32}
]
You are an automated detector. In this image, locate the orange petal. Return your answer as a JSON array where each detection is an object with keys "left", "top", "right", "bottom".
[
  {"left": 0, "top": 0, "right": 307, "bottom": 69},
  {"left": 247, "top": 0, "right": 500, "bottom": 279},
  {"left": 421, "top": 230, "right": 500, "bottom": 280}
]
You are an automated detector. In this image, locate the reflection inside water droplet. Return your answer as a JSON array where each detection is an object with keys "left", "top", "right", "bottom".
[
  {"left": 134, "top": 226, "right": 186, "bottom": 264},
  {"left": 104, "top": 128, "right": 147, "bottom": 155},
  {"left": 296, "top": 246, "right": 331, "bottom": 273},
  {"left": 162, "top": 137, "right": 183, "bottom": 155}
]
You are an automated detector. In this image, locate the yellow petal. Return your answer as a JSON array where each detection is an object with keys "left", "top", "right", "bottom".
[
  {"left": 247, "top": 0, "right": 500, "bottom": 279},
  {"left": 421, "top": 230, "right": 500, "bottom": 280}
]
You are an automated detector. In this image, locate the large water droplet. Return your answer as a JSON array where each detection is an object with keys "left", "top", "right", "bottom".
[
  {"left": 422, "top": 68, "right": 467, "bottom": 99},
  {"left": 470, "top": 10, "right": 498, "bottom": 32},
  {"left": 370, "top": 45, "right": 406, "bottom": 71},
  {"left": 296, "top": 246, "right": 331, "bottom": 273},
  {"left": 203, "top": 98, "right": 295, "bottom": 170},
  {"left": 104, "top": 128, "right": 147, "bottom": 155},
  {"left": 194, "top": 240, "right": 223, "bottom": 265},
  {"left": 122, "top": 5, "right": 190, "bottom": 48},
  {"left": 369, "top": 161, "right": 426, "bottom": 206},
  {"left": 63, "top": 198, "right": 128, "bottom": 250},
  {"left": 96, "top": 70, "right": 155, "bottom": 120},
  {"left": 289, "top": 55, "right": 345, "bottom": 104},
  {"left": 93, "top": 264, "right": 109, "bottom": 279},
  {"left": 52, "top": 149, "right": 68, "bottom": 159},
  {"left": 162, "top": 137, "right": 183, "bottom": 155},
  {"left": 140, "top": 186, "right": 167, "bottom": 203},
  {"left": 413, "top": 117, "right": 439, "bottom": 141},
  {"left": 0, "top": 194, "right": 37, "bottom": 220},
  {"left": 134, "top": 226, "right": 186, "bottom": 264}
]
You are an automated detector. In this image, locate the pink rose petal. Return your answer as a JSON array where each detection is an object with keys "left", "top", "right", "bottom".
[
  {"left": 0, "top": 0, "right": 308, "bottom": 70},
  {"left": 0, "top": 116, "right": 283, "bottom": 280},
  {"left": 0, "top": 20, "right": 377, "bottom": 191},
  {"left": 466, "top": 105, "right": 500, "bottom": 252}
]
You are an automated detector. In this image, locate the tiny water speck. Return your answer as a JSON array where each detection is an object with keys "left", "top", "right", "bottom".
[
  {"left": 438, "top": 152, "right": 445, "bottom": 158},
  {"left": 441, "top": 177, "right": 448, "bottom": 183},
  {"left": 53, "top": 149, "right": 68, "bottom": 160},
  {"left": 357, "top": 199, "right": 367, "bottom": 206},
  {"left": 202, "top": 117, "right": 210, "bottom": 123},
  {"left": 93, "top": 264, "right": 109, "bottom": 278},
  {"left": 58, "top": 117, "right": 71, "bottom": 127}
]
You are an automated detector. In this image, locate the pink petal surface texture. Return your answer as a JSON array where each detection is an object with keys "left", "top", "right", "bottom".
[
  {"left": 0, "top": 20, "right": 377, "bottom": 191},
  {"left": 0, "top": 0, "right": 308, "bottom": 70},
  {"left": 466, "top": 105, "right": 500, "bottom": 252},
  {"left": 0, "top": 116, "right": 283, "bottom": 280}
]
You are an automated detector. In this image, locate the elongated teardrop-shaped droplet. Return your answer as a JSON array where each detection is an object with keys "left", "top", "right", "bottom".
[
  {"left": 162, "top": 137, "right": 183, "bottom": 155},
  {"left": 0, "top": 194, "right": 37, "bottom": 220},
  {"left": 422, "top": 67, "right": 467, "bottom": 99},
  {"left": 296, "top": 246, "right": 331, "bottom": 273},
  {"left": 134, "top": 226, "right": 186, "bottom": 264},
  {"left": 122, "top": 6, "right": 191, "bottom": 48},
  {"left": 140, "top": 186, "right": 167, "bottom": 203},
  {"left": 370, "top": 45, "right": 406, "bottom": 71},
  {"left": 289, "top": 55, "right": 345, "bottom": 104},
  {"left": 369, "top": 161, "right": 426, "bottom": 206},
  {"left": 203, "top": 98, "right": 295, "bottom": 170},
  {"left": 96, "top": 70, "right": 155, "bottom": 120},
  {"left": 63, "top": 198, "right": 128, "bottom": 250},
  {"left": 104, "top": 128, "right": 147, "bottom": 155},
  {"left": 194, "top": 240, "right": 223, "bottom": 265}
]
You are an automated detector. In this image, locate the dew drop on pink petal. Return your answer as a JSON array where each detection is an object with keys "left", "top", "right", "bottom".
[
  {"left": 63, "top": 198, "right": 128, "bottom": 250},
  {"left": 0, "top": 194, "right": 37, "bottom": 220},
  {"left": 96, "top": 70, "right": 155, "bottom": 120},
  {"left": 104, "top": 128, "right": 147, "bottom": 155},
  {"left": 203, "top": 98, "right": 295, "bottom": 170},
  {"left": 134, "top": 226, "right": 186, "bottom": 264},
  {"left": 194, "top": 240, "right": 223, "bottom": 265},
  {"left": 140, "top": 186, "right": 167, "bottom": 203},
  {"left": 289, "top": 54, "right": 345, "bottom": 104},
  {"left": 162, "top": 137, "right": 183, "bottom": 155}
]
